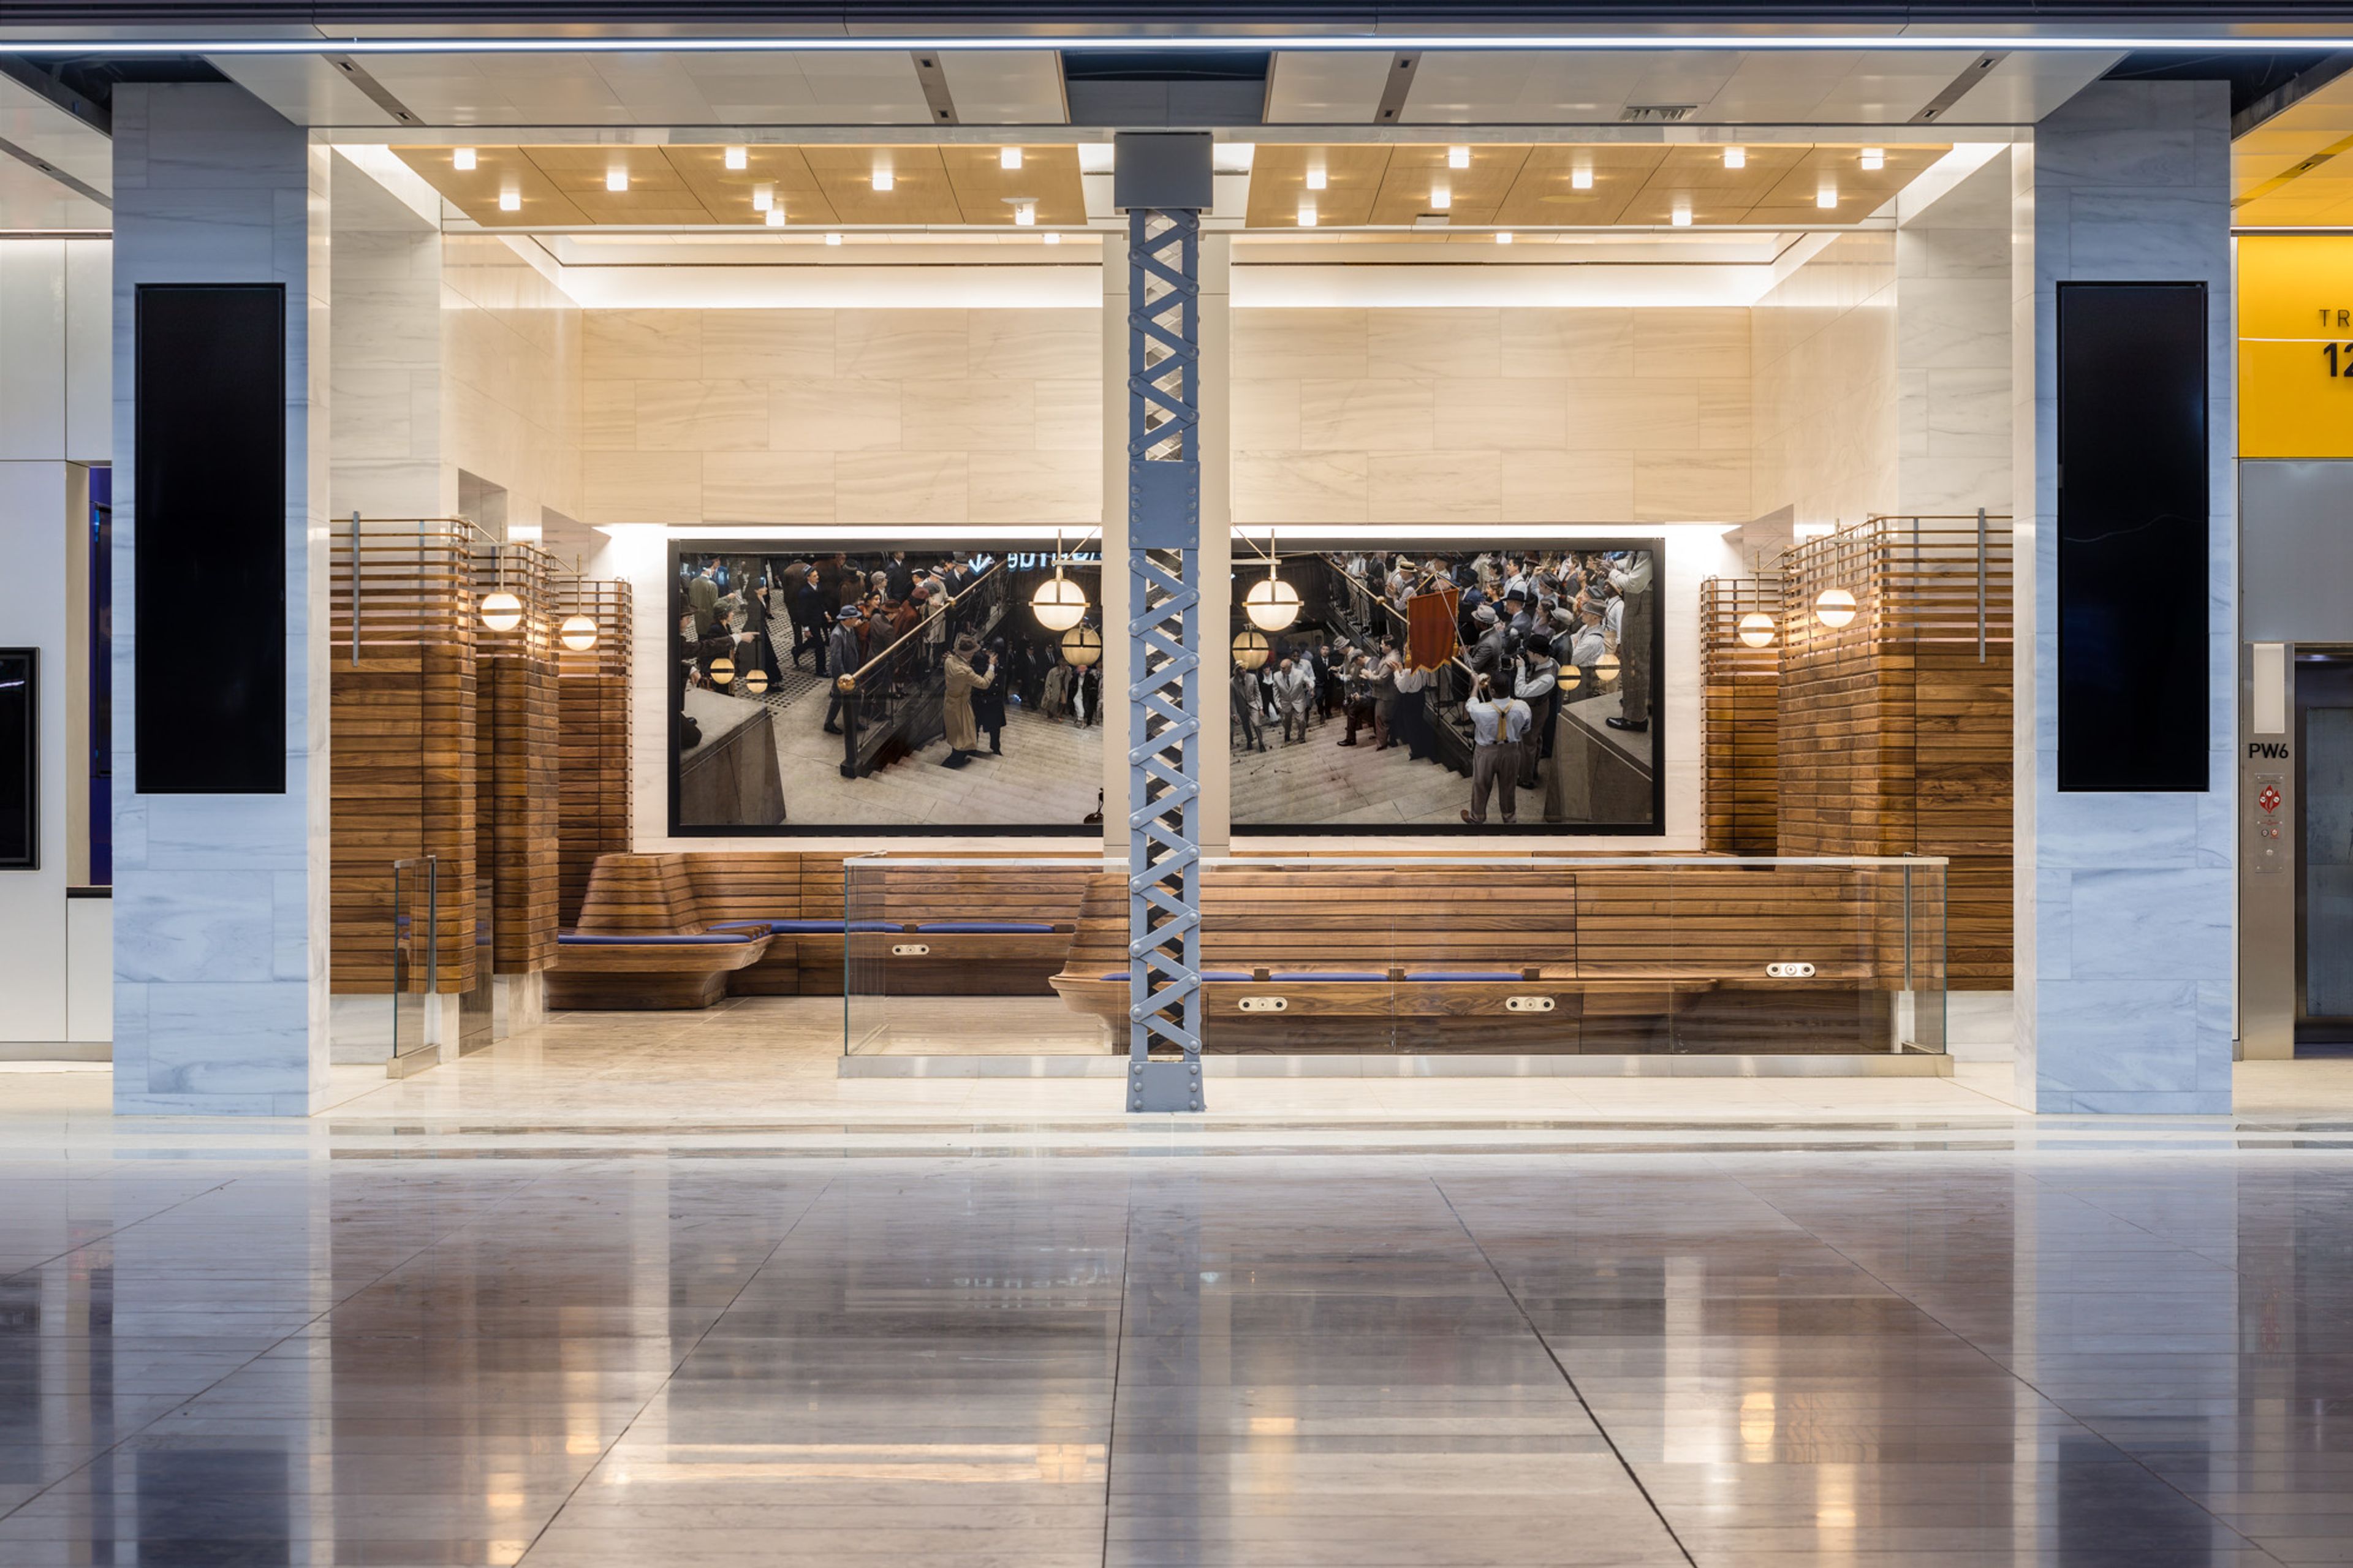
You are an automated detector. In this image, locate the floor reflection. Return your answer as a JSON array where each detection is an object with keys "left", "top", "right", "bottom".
[{"left": 0, "top": 1145, "right": 2347, "bottom": 1564}]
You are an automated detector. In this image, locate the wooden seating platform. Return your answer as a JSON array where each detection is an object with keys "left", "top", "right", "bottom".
[
  {"left": 546, "top": 855, "right": 771, "bottom": 1010},
  {"left": 1049, "top": 863, "right": 1915, "bottom": 1053}
]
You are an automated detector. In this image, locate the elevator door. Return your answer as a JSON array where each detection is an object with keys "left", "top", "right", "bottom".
[{"left": 2298, "top": 657, "right": 2353, "bottom": 1043}]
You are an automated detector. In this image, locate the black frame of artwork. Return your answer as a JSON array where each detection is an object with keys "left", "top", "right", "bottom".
[
  {"left": 666, "top": 536, "right": 1105, "bottom": 838},
  {"left": 0, "top": 648, "right": 35, "bottom": 869},
  {"left": 1227, "top": 534, "right": 1669, "bottom": 836}
]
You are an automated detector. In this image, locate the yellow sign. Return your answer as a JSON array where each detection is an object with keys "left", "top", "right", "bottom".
[{"left": 2240, "top": 235, "right": 2353, "bottom": 458}]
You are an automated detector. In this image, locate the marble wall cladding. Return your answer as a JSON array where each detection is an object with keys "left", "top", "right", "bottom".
[
  {"left": 1749, "top": 233, "right": 1900, "bottom": 535},
  {"left": 1896, "top": 151, "right": 2014, "bottom": 518},
  {"left": 329, "top": 154, "right": 441, "bottom": 518},
  {"left": 580, "top": 306, "right": 1102, "bottom": 525},
  {"left": 444, "top": 233, "right": 584, "bottom": 529},
  {"left": 110, "top": 84, "right": 330, "bottom": 1113},
  {"left": 1229, "top": 306, "right": 1754, "bottom": 524},
  {"left": 2018, "top": 81, "right": 2237, "bottom": 1115}
]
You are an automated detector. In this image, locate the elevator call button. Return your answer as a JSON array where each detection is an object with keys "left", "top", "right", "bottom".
[{"left": 2254, "top": 772, "right": 2287, "bottom": 874}]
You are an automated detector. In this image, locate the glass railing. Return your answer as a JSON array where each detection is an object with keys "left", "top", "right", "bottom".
[
  {"left": 842, "top": 853, "right": 1946, "bottom": 1059},
  {"left": 387, "top": 854, "right": 441, "bottom": 1077}
]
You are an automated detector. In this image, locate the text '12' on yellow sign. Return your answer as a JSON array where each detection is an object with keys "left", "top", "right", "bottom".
[{"left": 2239, "top": 235, "right": 2353, "bottom": 458}]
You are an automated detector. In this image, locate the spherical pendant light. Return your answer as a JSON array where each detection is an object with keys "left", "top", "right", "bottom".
[
  {"left": 1243, "top": 575, "right": 1301, "bottom": 633},
  {"left": 710, "top": 656, "right": 734, "bottom": 686},
  {"left": 1031, "top": 573, "right": 1089, "bottom": 632},
  {"left": 1059, "top": 626, "right": 1103, "bottom": 668},
  {"left": 1596, "top": 653, "right": 1620, "bottom": 684},
  {"left": 559, "top": 612, "right": 599, "bottom": 652},
  {"left": 1737, "top": 612, "right": 1776, "bottom": 650},
  {"left": 1231, "top": 629, "right": 1270, "bottom": 672},
  {"left": 744, "top": 667, "right": 769, "bottom": 694},
  {"left": 1813, "top": 588, "right": 1858, "bottom": 629},
  {"left": 479, "top": 590, "right": 523, "bottom": 633},
  {"left": 1556, "top": 663, "right": 1582, "bottom": 691}
]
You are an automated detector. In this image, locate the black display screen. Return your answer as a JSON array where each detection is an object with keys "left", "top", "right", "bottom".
[
  {"left": 2056, "top": 281, "right": 2210, "bottom": 793},
  {"left": 134, "top": 284, "right": 286, "bottom": 794},
  {"left": 0, "top": 649, "right": 33, "bottom": 868}
]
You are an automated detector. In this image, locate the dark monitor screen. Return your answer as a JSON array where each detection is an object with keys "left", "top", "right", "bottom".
[
  {"left": 134, "top": 284, "right": 286, "bottom": 795},
  {"left": 0, "top": 649, "right": 32, "bottom": 868}
]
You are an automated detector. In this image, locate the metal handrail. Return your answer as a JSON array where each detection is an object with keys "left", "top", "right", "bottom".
[{"left": 839, "top": 559, "right": 1007, "bottom": 691}]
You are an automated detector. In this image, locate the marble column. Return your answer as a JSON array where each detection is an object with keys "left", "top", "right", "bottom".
[
  {"left": 110, "top": 83, "right": 332, "bottom": 1115},
  {"left": 2014, "top": 82, "right": 2236, "bottom": 1113}
]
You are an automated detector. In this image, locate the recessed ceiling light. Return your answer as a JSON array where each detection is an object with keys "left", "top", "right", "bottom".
[
  {"left": 872, "top": 168, "right": 893, "bottom": 192},
  {"left": 1044, "top": 230, "right": 1061, "bottom": 246},
  {"left": 453, "top": 146, "right": 476, "bottom": 171},
  {"left": 1860, "top": 147, "right": 1885, "bottom": 170},
  {"left": 724, "top": 146, "right": 747, "bottom": 170},
  {"left": 606, "top": 167, "right": 627, "bottom": 192},
  {"left": 1723, "top": 146, "right": 1746, "bottom": 169},
  {"left": 1430, "top": 183, "right": 1450, "bottom": 211},
  {"left": 1671, "top": 199, "right": 1692, "bottom": 227},
  {"left": 1306, "top": 165, "right": 1327, "bottom": 191},
  {"left": 1817, "top": 186, "right": 1838, "bottom": 208},
  {"left": 1495, "top": 230, "right": 1514, "bottom": 244},
  {"left": 498, "top": 189, "right": 520, "bottom": 211},
  {"left": 1000, "top": 146, "right": 1022, "bottom": 170},
  {"left": 1571, "top": 165, "right": 1594, "bottom": 191},
  {"left": 1298, "top": 200, "right": 1317, "bottom": 227},
  {"left": 1448, "top": 145, "right": 1471, "bottom": 169},
  {"left": 765, "top": 205, "right": 785, "bottom": 227},
  {"left": 752, "top": 182, "right": 774, "bottom": 212},
  {"left": 1014, "top": 200, "right": 1036, "bottom": 226},
  {"left": 825, "top": 231, "right": 843, "bottom": 246}
]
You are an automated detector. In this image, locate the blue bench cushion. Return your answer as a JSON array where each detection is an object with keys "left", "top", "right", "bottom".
[
  {"left": 727, "top": 919, "right": 901, "bottom": 934},
  {"left": 917, "top": 921, "right": 1056, "bottom": 934},
  {"left": 1270, "top": 972, "right": 1388, "bottom": 983},
  {"left": 560, "top": 933, "right": 754, "bottom": 946},
  {"left": 1097, "top": 971, "right": 1252, "bottom": 983},
  {"left": 1404, "top": 971, "right": 1526, "bottom": 982}
]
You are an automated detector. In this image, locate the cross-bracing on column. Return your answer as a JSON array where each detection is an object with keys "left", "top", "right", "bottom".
[{"left": 1126, "top": 205, "right": 1205, "bottom": 1114}]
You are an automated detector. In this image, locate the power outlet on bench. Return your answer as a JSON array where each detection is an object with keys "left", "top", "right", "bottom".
[
  {"left": 1504, "top": 996, "right": 1555, "bottom": 1013},
  {"left": 1765, "top": 961, "right": 1816, "bottom": 979},
  {"left": 890, "top": 944, "right": 930, "bottom": 957},
  {"left": 1238, "top": 996, "right": 1287, "bottom": 1013}
]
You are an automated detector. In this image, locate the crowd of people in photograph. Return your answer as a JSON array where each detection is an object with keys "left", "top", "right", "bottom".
[
  {"left": 677, "top": 551, "right": 1103, "bottom": 773},
  {"left": 1232, "top": 547, "right": 1656, "bottom": 827}
]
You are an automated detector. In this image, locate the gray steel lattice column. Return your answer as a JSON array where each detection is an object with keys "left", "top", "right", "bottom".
[{"left": 1117, "top": 135, "right": 1212, "bottom": 1114}]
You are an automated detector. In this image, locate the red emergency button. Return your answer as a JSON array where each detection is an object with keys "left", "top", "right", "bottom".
[{"left": 2260, "top": 785, "right": 2282, "bottom": 814}]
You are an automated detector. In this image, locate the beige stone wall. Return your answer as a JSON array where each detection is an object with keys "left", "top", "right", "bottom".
[
  {"left": 1749, "top": 232, "right": 1900, "bottom": 534},
  {"left": 1228, "top": 306, "right": 1753, "bottom": 525},
  {"left": 576, "top": 306, "right": 1102, "bottom": 526},
  {"left": 442, "top": 232, "right": 586, "bottom": 528}
]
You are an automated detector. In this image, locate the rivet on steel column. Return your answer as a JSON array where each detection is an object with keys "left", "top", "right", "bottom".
[{"left": 1114, "top": 132, "right": 1213, "bottom": 1114}]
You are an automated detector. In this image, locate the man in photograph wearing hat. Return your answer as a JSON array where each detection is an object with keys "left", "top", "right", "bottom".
[
  {"left": 822, "top": 607, "right": 864, "bottom": 736},
  {"left": 941, "top": 630, "right": 995, "bottom": 769}
]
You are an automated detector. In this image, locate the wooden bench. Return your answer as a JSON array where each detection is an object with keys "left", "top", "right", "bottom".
[
  {"left": 1049, "top": 863, "right": 1907, "bottom": 1052},
  {"left": 547, "top": 854, "right": 771, "bottom": 1010}
]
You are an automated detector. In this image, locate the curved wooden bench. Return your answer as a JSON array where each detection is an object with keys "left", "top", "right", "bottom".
[
  {"left": 548, "top": 854, "right": 773, "bottom": 1010},
  {"left": 1050, "top": 863, "right": 1901, "bottom": 1052}
]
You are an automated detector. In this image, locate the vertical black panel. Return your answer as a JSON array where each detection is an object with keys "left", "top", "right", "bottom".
[
  {"left": 0, "top": 649, "right": 33, "bottom": 868},
  {"left": 134, "top": 284, "right": 286, "bottom": 794},
  {"left": 2056, "top": 282, "right": 2210, "bottom": 793}
]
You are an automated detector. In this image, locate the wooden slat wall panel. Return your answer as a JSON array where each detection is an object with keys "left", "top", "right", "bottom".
[
  {"left": 1700, "top": 577, "right": 1782, "bottom": 855},
  {"left": 476, "top": 541, "right": 562, "bottom": 974},
  {"left": 1777, "top": 515, "right": 2014, "bottom": 988},
  {"left": 328, "top": 521, "right": 479, "bottom": 994},
  {"left": 558, "top": 579, "right": 632, "bottom": 927}
]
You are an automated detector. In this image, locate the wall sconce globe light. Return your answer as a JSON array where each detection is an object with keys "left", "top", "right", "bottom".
[
  {"left": 1232, "top": 629, "right": 1270, "bottom": 672},
  {"left": 1060, "top": 626, "right": 1103, "bottom": 668},
  {"left": 1556, "top": 663, "right": 1582, "bottom": 691},
  {"left": 743, "top": 667, "right": 769, "bottom": 694},
  {"left": 1737, "top": 612, "right": 1776, "bottom": 649},
  {"left": 479, "top": 590, "right": 523, "bottom": 633},
  {"left": 1814, "top": 588, "right": 1859, "bottom": 629},
  {"left": 1595, "top": 653, "right": 1620, "bottom": 684},
  {"left": 559, "top": 613, "right": 599, "bottom": 652},
  {"left": 709, "top": 656, "right": 734, "bottom": 687}
]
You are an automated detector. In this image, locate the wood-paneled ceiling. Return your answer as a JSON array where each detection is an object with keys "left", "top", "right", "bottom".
[
  {"left": 1247, "top": 142, "right": 1949, "bottom": 229},
  {"left": 392, "top": 143, "right": 1087, "bottom": 228}
]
